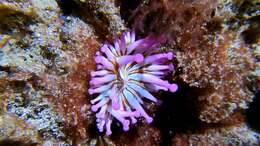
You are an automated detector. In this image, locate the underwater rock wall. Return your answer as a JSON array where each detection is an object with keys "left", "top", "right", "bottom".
[{"left": 0, "top": 0, "right": 259, "bottom": 145}]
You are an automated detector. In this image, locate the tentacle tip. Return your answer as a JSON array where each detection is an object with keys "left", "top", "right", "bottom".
[
  {"left": 168, "top": 64, "right": 174, "bottom": 71},
  {"left": 88, "top": 89, "right": 94, "bottom": 95},
  {"left": 169, "top": 84, "right": 178, "bottom": 92},
  {"left": 96, "top": 51, "right": 101, "bottom": 56},
  {"left": 95, "top": 57, "right": 101, "bottom": 63},
  {"left": 122, "top": 120, "right": 130, "bottom": 131},
  {"left": 153, "top": 99, "right": 158, "bottom": 103},
  {"left": 98, "top": 127, "right": 104, "bottom": 132},
  {"left": 167, "top": 52, "right": 173, "bottom": 60},
  {"left": 100, "top": 45, "right": 107, "bottom": 52},
  {"left": 90, "top": 79, "right": 99, "bottom": 85},
  {"left": 97, "top": 65, "right": 103, "bottom": 69},
  {"left": 90, "top": 100, "right": 95, "bottom": 104},
  {"left": 91, "top": 106, "right": 98, "bottom": 112},
  {"left": 134, "top": 54, "right": 144, "bottom": 63},
  {"left": 90, "top": 71, "right": 95, "bottom": 77},
  {"left": 132, "top": 118, "right": 137, "bottom": 124},
  {"left": 146, "top": 117, "right": 153, "bottom": 123},
  {"left": 123, "top": 126, "right": 129, "bottom": 131},
  {"left": 106, "top": 130, "right": 112, "bottom": 136}
]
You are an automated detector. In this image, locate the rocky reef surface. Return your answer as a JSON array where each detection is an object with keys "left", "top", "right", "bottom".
[{"left": 0, "top": 0, "right": 259, "bottom": 145}]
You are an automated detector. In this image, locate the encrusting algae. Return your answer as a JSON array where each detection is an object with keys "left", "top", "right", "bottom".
[{"left": 0, "top": 0, "right": 259, "bottom": 145}]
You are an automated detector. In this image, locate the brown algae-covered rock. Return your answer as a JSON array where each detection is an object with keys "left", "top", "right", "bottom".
[{"left": 0, "top": 0, "right": 259, "bottom": 145}]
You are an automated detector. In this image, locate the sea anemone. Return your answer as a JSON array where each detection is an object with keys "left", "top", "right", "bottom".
[{"left": 88, "top": 31, "right": 178, "bottom": 135}]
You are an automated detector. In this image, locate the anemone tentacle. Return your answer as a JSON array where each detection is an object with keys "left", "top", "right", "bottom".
[{"left": 88, "top": 31, "right": 178, "bottom": 135}]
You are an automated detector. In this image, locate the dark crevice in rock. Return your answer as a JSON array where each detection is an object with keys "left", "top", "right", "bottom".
[
  {"left": 0, "top": 140, "right": 37, "bottom": 146},
  {"left": 119, "top": 0, "right": 142, "bottom": 26},
  {"left": 56, "top": 0, "right": 78, "bottom": 16},
  {"left": 154, "top": 80, "right": 201, "bottom": 146},
  {"left": 246, "top": 91, "right": 260, "bottom": 133},
  {"left": 242, "top": 16, "right": 260, "bottom": 44}
]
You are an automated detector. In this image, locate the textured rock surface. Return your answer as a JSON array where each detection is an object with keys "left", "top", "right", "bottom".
[
  {"left": 130, "top": 0, "right": 258, "bottom": 124},
  {"left": 0, "top": 0, "right": 259, "bottom": 145},
  {"left": 172, "top": 123, "right": 260, "bottom": 146}
]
